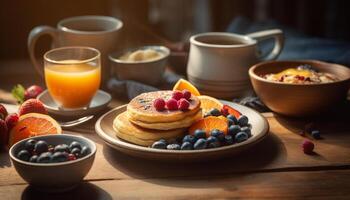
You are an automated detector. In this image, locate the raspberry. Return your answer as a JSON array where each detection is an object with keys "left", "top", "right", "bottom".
[
  {"left": 302, "top": 140, "right": 314, "bottom": 154},
  {"left": 177, "top": 98, "right": 190, "bottom": 111},
  {"left": 0, "top": 119, "right": 8, "bottom": 146},
  {"left": 5, "top": 113, "right": 19, "bottom": 131},
  {"left": 0, "top": 104, "right": 8, "bottom": 120},
  {"left": 68, "top": 153, "right": 77, "bottom": 161},
  {"left": 166, "top": 98, "right": 178, "bottom": 110},
  {"left": 153, "top": 98, "right": 166, "bottom": 111},
  {"left": 182, "top": 89, "right": 191, "bottom": 100},
  {"left": 24, "top": 85, "right": 44, "bottom": 100},
  {"left": 18, "top": 99, "right": 47, "bottom": 116},
  {"left": 221, "top": 108, "right": 229, "bottom": 116},
  {"left": 172, "top": 91, "right": 183, "bottom": 100}
]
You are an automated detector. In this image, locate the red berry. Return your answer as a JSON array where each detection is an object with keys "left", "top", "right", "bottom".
[
  {"left": 24, "top": 85, "right": 44, "bottom": 100},
  {"left": 18, "top": 99, "right": 47, "bottom": 116},
  {"left": 5, "top": 113, "right": 19, "bottom": 131},
  {"left": 68, "top": 154, "right": 77, "bottom": 161},
  {"left": 177, "top": 98, "right": 190, "bottom": 111},
  {"left": 0, "top": 104, "right": 8, "bottom": 120},
  {"left": 182, "top": 90, "right": 191, "bottom": 100},
  {"left": 221, "top": 108, "right": 229, "bottom": 116},
  {"left": 153, "top": 98, "right": 166, "bottom": 111},
  {"left": 0, "top": 119, "right": 8, "bottom": 146},
  {"left": 302, "top": 140, "right": 314, "bottom": 154},
  {"left": 166, "top": 98, "right": 178, "bottom": 110},
  {"left": 172, "top": 91, "right": 183, "bottom": 100}
]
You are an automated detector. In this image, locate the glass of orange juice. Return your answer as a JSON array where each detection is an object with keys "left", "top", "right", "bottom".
[{"left": 44, "top": 46, "right": 101, "bottom": 109}]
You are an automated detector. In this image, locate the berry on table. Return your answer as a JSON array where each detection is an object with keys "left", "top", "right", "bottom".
[
  {"left": 24, "top": 85, "right": 43, "bottom": 100},
  {"left": 181, "top": 142, "right": 193, "bottom": 150},
  {"left": 166, "top": 98, "right": 178, "bottom": 110},
  {"left": 235, "top": 132, "right": 248, "bottom": 143},
  {"left": 17, "top": 150, "right": 31, "bottom": 161},
  {"left": 153, "top": 98, "right": 166, "bottom": 111},
  {"left": 183, "top": 135, "right": 196, "bottom": 144},
  {"left": 210, "top": 129, "right": 225, "bottom": 142},
  {"left": 302, "top": 140, "right": 314, "bottom": 154},
  {"left": 167, "top": 143, "right": 181, "bottom": 150},
  {"left": 0, "top": 104, "right": 8, "bottom": 120},
  {"left": 18, "top": 99, "right": 47, "bottom": 116},
  {"left": 194, "top": 129, "right": 206, "bottom": 139},
  {"left": 178, "top": 98, "right": 190, "bottom": 111},
  {"left": 152, "top": 140, "right": 167, "bottom": 149},
  {"left": 0, "top": 119, "right": 8, "bottom": 146},
  {"left": 34, "top": 140, "right": 48, "bottom": 154},
  {"left": 194, "top": 138, "right": 207, "bottom": 150},
  {"left": 182, "top": 90, "right": 191, "bottom": 100},
  {"left": 24, "top": 139, "right": 37, "bottom": 152},
  {"left": 311, "top": 130, "right": 321, "bottom": 139},
  {"left": 238, "top": 115, "right": 249, "bottom": 126},
  {"left": 172, "top": 91, "right": 184, "bottom": 100},
  {"left": 228, "top": 125, "right": 241, "bottom": 137},
  {"left": 5, "top": 113, "right": 19, "bottom": 131}
]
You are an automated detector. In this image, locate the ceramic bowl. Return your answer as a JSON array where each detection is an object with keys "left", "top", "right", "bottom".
[
  {"left": 9, "top": 134, "right": 96, "bottom": 193},
  {"left": 109, "top": 46, "right": 170, "bottom": 86},
  {"left": 249, "top": 60, "right": 350, "bottom": 117}
]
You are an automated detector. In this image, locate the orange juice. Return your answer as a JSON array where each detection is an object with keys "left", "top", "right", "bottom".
[{"left": 45, "top": 61, "right": 101, "bottom": 108}]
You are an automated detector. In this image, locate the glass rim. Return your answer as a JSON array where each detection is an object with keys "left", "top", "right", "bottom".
[{"left": 44, "top": 46, "right": 101, "bottom": 65}]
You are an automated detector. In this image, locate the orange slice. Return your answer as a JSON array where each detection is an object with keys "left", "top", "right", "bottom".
[
  {"left": 189, "top": 116, "right": 228, "bottom": 137},
  {"left": 8, "top": 113, "right": 61, "bottom": 147},
  {"left": 173, "top": 78, "right": 201, "bottom": 96},
  {"left": 198, "top": 95, "right": 223, "bottom": 115}
]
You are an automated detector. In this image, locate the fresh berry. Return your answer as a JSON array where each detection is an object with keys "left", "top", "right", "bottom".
[
  {"left": 311, "top": 130, "right": 321, "bottom": 139},
  {"left": 238, "top": 115, "right": 249, "bottom": 126},
  {"left": 5, "top": 113, "right": 19, "bottom": 131},
  {"left": 221, "top": 107, "right": 229, "bottom": 117},
  {"left": 182, "top": 90, "right": 191, "bottom": 100},
  {"left": 194, "top": 138, "right": 207, "bottom": 150},
  {"left": 227, "top": 115, "right": 238, "bottom": 125},
  {"left": 52, "top": 152, "right": 68, "bottom": 162},
  {"left": 177, "top": 98, "right": 190, "bottom": 111},
  {"left": 194, "top": 129, "right": 206, "bottom": 139},
  {"left": 183, "top": 135, "right": 196, "bottom": 144},
  {"left": 0, "top": 104, "right": 8, "bottom": 120},
  {"left": 18, "top": 99, "right": 47, "bottom": 116},
  {"left": 166, "top": 143, "right": 180, "bottom": 150},
  {"left": 302, "top": 140, "right": 314, "bottom": 154},
  {"left": 206, "top": 136, "right": 218, "bottom": 144},
  {"left": 210, "top": 129, "right": 225, "bottom": 142},
  {"left": 34, "top": 140, "right": 49, "bottom": 154},
  {"left": 68, "top": 153, "right": 77, "bottom": 161},
  {"left": 71, "top": 148, "right": 81, "bottom": 157},
  {"left": 224, "top": 135, "right": 234, "bottom": 145},
  {"left": 208, "top": 108, "right": 221, "bottom": 117},
  {"left": 166, "top": 98, "right": 178, "bottom": 110},
  {"left": 24, "top": 139, "right": 37, "bottom": 152},
  {"left": 17, "top": 150, "right": 31, "bottom": 161},
  {"left": 54, "top": 144, "right": 70, "bottom": 153},
  {"left": 228, "top": 125, "right": 241, "bottom": 137},
  {"left": 0, "top": 119, "right": 8, "bottom": 146},
  {"left": 207, "top": 136, "right": 220, "bottom": 148},
  {"left": 153, "top": 98, "right": 166, "bottom": 111},
  {"left": 29, "top": 155, "right": 38, "bottom": 163},
  {"left": 240, "top": 127, "right": 251, "bottom": 137},
  {"left": 81, "top": 146, "right": 91, "bottom": 157},
  {"left": 24, "top": 85, "right": 43, "bottom": 100},
  {"left": 181, "top": 142, "right": 193, "bottom": 150},
  {"left": 37, "top": 152, "right": 52, "bottom": 163},
  {"left": 235, "top": 132, "right": 248, "bottom": 143},
  {"left": 152, "top": 140, "right": 167, "bottom": 149},
  {"left": 172, "top": 91, "right": 183, "bottom": 100},
  {"left": 69, "top": 141, "right": 82, "bottom": 150}
]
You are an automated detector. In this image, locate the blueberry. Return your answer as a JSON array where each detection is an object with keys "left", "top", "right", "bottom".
[
  {"left": 208, "top": 108, "right": 222, "bottom": 116},
  {"left": 81, "top": 146, "right": 91, "bottom": 157},
  {"left": 194, "top": 129, "right": 206, "bottom": 139},
  {"left": 240, "top": 127, "right": 252, "bottom": 137},
  {"left": 227, "top": 115, "right": 238, "bottom": 125},
  {"left": 228, "top": 125, "right": 241, "bottom": 137},
  {"left": 210, "top": 129, "right": 225, "bottom": 142},
  {"left": 311, "top": 130, "right": 321, "bottom": 139},
  {"left": 29, "top": 155, "right": 38, "bottom": 163},
  {"left": 238, "top": 115, "right": 249, "bottom": 126},
  {"left": 69, "top": 141, "right": 82, "bottom": 150},
  {"left": 34, "top": 140, "right": 48, "bottom": 154},
  {"left": 37, "top": 152, "right": 52, "bottom": 163},
  {"left": 17, "top": 150, "right": 30, "bottom": 161},
  {"left": 194, "top": 138, "right": 207, "bottom": 150},
  {"left": 224, "top": 135, "right": 234, "bottom": 145},
  {"left": 151, "top": 140, "right": 167, "bottom": 149},
  {"left": 54, "top": 144, "right": 70, "bottom": 153},
  {"left": 206, "top": 136, "right": 219, "bottom": 144},
  {"left": 71, "top": 148, "right": 81, "bottom": 157},
  {"left": 180, "top": 142, "right": 193, "bottom": 150},
  {"left": 182, "top": 134, "right": 196, "bottom": 144},
  {"left": 235, "top": 132, "right": 249, "bottom": 143},
  {"left": 24, "top": 139, "right": 36, "bottom": 152},
  {"left": 167, "top": 143, "right": 180, "bottom": 150},
  {"left": 52, "top": 152, "right": 68, "bottom": 162},
  {"left": 208, "top": 141, "right": 220, "bottom": 148}
]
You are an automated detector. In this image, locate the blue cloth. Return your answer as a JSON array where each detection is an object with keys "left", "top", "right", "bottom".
[{"left": 227, "top": 17, "right": 350, "bottom": 66}]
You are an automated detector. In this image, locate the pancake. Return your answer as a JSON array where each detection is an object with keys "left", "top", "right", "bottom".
[
  {"left": 113, "top": 112, "right": 186, "bottom": 146},
  {"left": 129, "top": 109, "right": 202, "bottom": 130},
  {"left": 127, "top": 90, "right": 201, "bottom": 123}
]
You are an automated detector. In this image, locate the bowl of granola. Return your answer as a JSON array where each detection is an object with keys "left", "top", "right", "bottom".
[{"left": 249, "top": 60, "right": 350, "bottom": 117}]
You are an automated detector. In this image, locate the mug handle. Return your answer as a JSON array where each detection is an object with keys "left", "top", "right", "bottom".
[
  {"left": 246, "top": 29, "right": 284, "bottom": 61},
  {"left": 28, "top": 26, "right": 58, "bottom": 76}
]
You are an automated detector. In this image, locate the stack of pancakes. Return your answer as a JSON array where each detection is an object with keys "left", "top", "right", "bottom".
[{"left": 113, "top": 91, "right": 202, "bottom": 146}]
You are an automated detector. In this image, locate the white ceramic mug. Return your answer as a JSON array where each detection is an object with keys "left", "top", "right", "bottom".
[
  {"left": 187, "top": 29, "right": 284, "bottom": 83},
  {"left": 28, "top": 15, "right": 123, "bottom": 82}
]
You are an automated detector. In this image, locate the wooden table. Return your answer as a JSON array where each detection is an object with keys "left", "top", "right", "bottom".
[{"left": 1, "top": 60, "right": 350, "bottom": 199}]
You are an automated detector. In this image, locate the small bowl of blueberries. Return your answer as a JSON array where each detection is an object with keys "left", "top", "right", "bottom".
[{"left": 9, "top": 134, "right": 96, "bottom": 193}]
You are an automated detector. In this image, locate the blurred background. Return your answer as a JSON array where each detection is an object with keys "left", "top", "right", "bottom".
[{"left": 0, "top": 0, "right": 349, "bottom": 61}]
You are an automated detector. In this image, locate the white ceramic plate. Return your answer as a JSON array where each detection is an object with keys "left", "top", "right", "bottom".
[
  {"left": 95, "top": 101, "right": 269, "bottom": 162},
  {"left": 37, "top": 90, "right": 111, "bottom": 117}
]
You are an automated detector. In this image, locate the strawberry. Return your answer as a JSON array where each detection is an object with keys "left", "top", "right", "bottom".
[
  {"left": 24, "top": 85, "right": 43, "bottom": 100},
  {"left": 18, "top": 99, "right": 47, "bottom": 116},
  {"left": 5, "top": 113, "right": 19, "bottom": 131},
  {"left": 0, "top": 104, "right": 8, "bottom": 120},
  {"left": 0, "top": 119, "right": 8, "bottom": 146}
]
